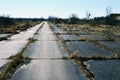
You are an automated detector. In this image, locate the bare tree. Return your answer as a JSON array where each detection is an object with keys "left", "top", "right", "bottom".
[
  {"left": 69, "top": 13, "right": 79, "bottom": 24},
  {"left": 86, "top": 10, "right": 91, "bottom": 20},
  {"left": 106, "top": 6, "right": 112, "bottom": 16}
]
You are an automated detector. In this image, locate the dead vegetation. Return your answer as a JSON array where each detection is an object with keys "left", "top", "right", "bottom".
[
  {"left": 0, "top": 54, "right": 31, "bottom": 80},
  {"left": 75, "top": 59, "right": 95, "bottom": 80},
  {"left": 0, "top": 37, "right": 8, "bottom": 41},
  {"left": 0, "top": 22, "right": 43, "bottom": 80},
  {"left": 56, "top": 22, "right": 120, "bottom": 55},
  {"left": 0, "top": 21, "right": 41, "bottom": 34},
  {"left": 62, "top": 52, "right": 120, "bottom": 80},
  {"left": 57, "top": 23, "right": 120, "bottom": 42},
  {"left": 0, "top": 20, "right": 42, "bottom": 42},
  {"left": 50, "top": 24, "right": 94, "bottom": 80},
  {"left": 79, "top": 37, "right": 120, "bottom": 56},
  {"left": 50, "top": 22, "right": 120, "bottom": 80},
  {"left": 34, "top": 22, "right": 44, "bottom": 35},
  {"left": 0, "top": 38, "right": 32, "bottom": 80}
]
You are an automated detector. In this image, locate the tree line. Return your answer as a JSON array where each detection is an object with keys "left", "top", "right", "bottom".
[
  {"left": 0, "top": 13, "right": 120, "bottom": 29},
  {"left": 48, "top": 14, "right": 120, "bottom": 25}
]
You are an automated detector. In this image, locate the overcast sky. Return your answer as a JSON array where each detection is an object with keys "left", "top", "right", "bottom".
[{"left": 0, "top": 0, "right": 120, "bottom": 18}]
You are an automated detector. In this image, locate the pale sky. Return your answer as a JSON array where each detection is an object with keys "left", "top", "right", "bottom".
[{"left": 0, "top": 0, "right": 120, "bottom": 18}]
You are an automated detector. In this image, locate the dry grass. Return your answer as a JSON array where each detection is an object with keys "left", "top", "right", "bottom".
[
  {"left": 0, "top": 37, "right": 8, "bottom": 41},
  {"left": 0, "top": 22, "right": 42, "bottom": 80},
  {"left": 84, "top": 39, "right": 120, "bottom": 55},
  {"left": 34, "top": 22, "right": 44, "bottom": 35},
  {"left": 0, "top": 52, "right": 31, "bottom": 80},
  {"left": 75, "top": 59, "right": 95, "bottom": 80},
  {"left": 50, "top": 24, "right": 71, "bottom": 53},
  {"left": 68, "top": 52, "right": 79, "bottom": 59},
  {"left": 50, "top": 22, "right": 120, "bottom": 80},
  {"left": 0, "top": 40, "right": 31, "bottom": 80},
  {"left": 0, "top": 21, "right": 41, "bottom": 34}
]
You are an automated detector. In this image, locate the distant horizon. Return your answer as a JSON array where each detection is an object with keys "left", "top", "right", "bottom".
[
  {"left": 1, "top": 12, "right": 120, "bottom": 19},
  {"left": 0, "top": 0, "right": 120, "bottom": 18}
]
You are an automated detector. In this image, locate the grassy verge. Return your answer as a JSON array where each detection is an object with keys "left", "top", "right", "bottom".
[{"left": 0, "top": 21, "right": 42, "bottom": 42}]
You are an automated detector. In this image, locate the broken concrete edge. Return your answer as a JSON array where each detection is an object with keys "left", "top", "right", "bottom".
[
  {"left": 52, "top": 23, "right": 120, "bottom": 55},
  {"left": 50, "top": 23, "right": 120, "bottom": 80},
  {"left": 49, "top": 23, "right": 94, "bottom": 80},
  {"left": 0, "top": 22, "right": 43, "bottom": 42},
  {"left": 0, "top": 22, "right": 44, "bottom": 80},
  {"left": 63, "top": 28, "right": 120, "bottom": 57},
  {"left": 49, "top": 23, "right": 71, "bottom": 53},
  {"left": 34, "top": 22, "right": 45, "bottom": 35},
  {"left": 74, "top": 59, "right": 95, "bottom": 80},
  {"left": 81, "top": 38, "right": 120, "bottom": 56},
  {"left": 0, "top": 36, "right": 9, "bottom": 41},
  {"left": 62, "top": 53, "right": 120, "bottom": 80},
  {"left": 100, "top": 33, "right": 120, "bottom": 43},
  {"left": 0, "top": 41, "right": 31, "bottom": 80},
  {"left": 49, "top": 23, "right": 78, "bottom": 61}
]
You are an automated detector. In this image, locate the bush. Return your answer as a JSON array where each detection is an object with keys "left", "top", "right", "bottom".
[{"left": 0, "top": 16, "right": 14, "bottom": 28}]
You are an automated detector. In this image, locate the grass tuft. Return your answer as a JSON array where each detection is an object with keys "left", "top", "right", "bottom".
[
  {"left": 0, "top": 22, "right": 43, "bottom": 80},
  {"left": 68, "top": 52, "right": 79, "bottom": 59}
]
